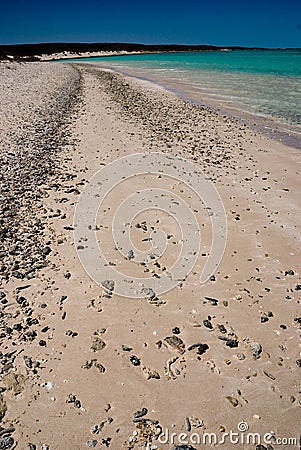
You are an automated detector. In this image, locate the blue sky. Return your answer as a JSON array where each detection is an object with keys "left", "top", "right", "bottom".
[{"left": 1, "top": 0, "right": 301, "bottom": 47}]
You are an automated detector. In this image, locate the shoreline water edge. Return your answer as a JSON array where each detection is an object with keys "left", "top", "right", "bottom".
[
  {"left": 0, "top": 60, "right": 300, "bottom": 449},
  {"left": 64, "top": 50, "right": 301, "bottom": 150}
]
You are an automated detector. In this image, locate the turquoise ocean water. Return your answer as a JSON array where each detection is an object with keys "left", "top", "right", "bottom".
[{"left": 68, "top": 50, "right": 301, "bottom": 147}]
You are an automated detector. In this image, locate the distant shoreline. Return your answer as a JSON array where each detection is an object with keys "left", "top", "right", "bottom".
[{"left": 1, "top": 42, "right": 300, "bottom": 61}]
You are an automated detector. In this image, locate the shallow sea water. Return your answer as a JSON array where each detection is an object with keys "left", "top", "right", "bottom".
[{"left": 66, "top": 50, "right": 301, "bottom": 147}]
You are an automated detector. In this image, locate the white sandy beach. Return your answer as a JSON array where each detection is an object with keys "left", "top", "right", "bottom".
[{"left": 0, "top": 61, "right": 300, "bottom": 450}]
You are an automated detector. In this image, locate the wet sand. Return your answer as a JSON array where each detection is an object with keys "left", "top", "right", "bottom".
[{"left": 0, "top": 61, "right": 300, "bottom": 450}]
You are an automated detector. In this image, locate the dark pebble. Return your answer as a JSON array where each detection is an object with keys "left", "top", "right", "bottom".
[
  {"left": 127, "top": 249, "right": 134, "bottom": 260},
  {"left": 203, "top": 319, "right": 213, "bottom": 329},
  {"left": 102, "top": 280, "right": 115, "bottom": 292},
  {"left": 16, "top": 296, "right": 27, "bottom": 305},
  {"left": 296, "top": 359, "right": 301, "bottom": 367},
  {"left": 188, "top": 343, "right": 209, "bottom": 355},
  {"left": 133, "top": 407, "right": 148, "bottom": 418},
  {"left": 26, "top": 330, "right": 37, "bottom": 340},
  {"left": 130, "top": 355, "right": 141, "bottom": 366},
  {"left": 0, "top": 436, "right": 14, "bottom": 450},
  {"left": 42, "top": 246, "right": 51, "bottom": 256},
  {"left": 121, "top": 345, "right": 132, "bottom": 352},
  {"left": 284, "top": 269, "right": 294, "bottom": 276},
  {"left": 226, "top": 339, "right": 239, "bottom": 348},
  {"left": 12, "top": 271, "right": 23, "bottom": 279},
  {"left": 261, "top": 316, "right": 269, "bottom": 323},
  {"left": 217, "top": 324, "right": 227, "bottom": 333},
  {"left": 39, "top": 340, "right": 47, "bottom": 346},
  {"left": 172, "top": 327, "right": 181, "bottom": 334},
  {"left": 205, "top": 296, "right": 218, "bottom": 305}
]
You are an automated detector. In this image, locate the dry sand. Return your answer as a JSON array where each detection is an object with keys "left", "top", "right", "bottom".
[{"left": 0, "top": 61, "right": 300, "bottom": 450}]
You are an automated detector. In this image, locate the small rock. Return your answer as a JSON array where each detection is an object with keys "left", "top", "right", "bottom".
[
  {"left": 172, "top": 327, "right": 181, "bottom": 334},
  {"left": 226, "top": 339, "right": 238, "bottom": 348},
  {"left": 205, "top": 296, "right": 218, "bottom": 305},
  {"left": 185, "top": 417, "right": 191, "bottom": 432},
  {"left": 101, "top": 280, "right": 115, "bottom": 292},
  {"left": 249, "top": 341, "right": 262, "bottom": 359},
  {"left": 121, "top": 345, "right": 132, "bottom": 352},
  {"left": 87, "top": 440, "right": 97, "bottom": 448},
  {"left": 2, "top": 372, "right": 25, "bottom": 395},
  {"left": 0, "top": 436, "right": 14, "bottom": 450},
  {"left": 130, "top": 355, "right": 141, "bottom": 366},
  {"left": 217, "top": 324, "right": 227, "bottom": 333},
  {"left": 142, "top": 366, "right": 160, "bottom": 380},
  {"left": 81, "top": 360, "right": 95, "bottom": 369},
  {"left": 164, "top": 336, "right": 185, "bottom": 354},
  {"left": 203, "top": 319, "right": 213, "bottom": 329},
  {"left": 261, "top": 316, "right": 269, "bottom": 323},
  {"left": 284, "top": 269, "right": 294, "bottom": 276},
  {"left": 142, "top": 287, "right": 156, "bottom": 299},
  {"left": 187, "top": 343, "right": 209, "bottom": 355},
  {"left": 133, "top": 407, "right": 148, "bottom": 418},
  {"left": 225, "top": 396, "right": 241, "bottom": 407},
  {"left": 127, "top": 249, "right": 134, "bottom": 260},
  {"left": 234, "top": 353, "right": 246, "bottom": 360},
  {"left": 296, "top": 359, "right": 301, "bottom": 367},
  {"left": 263, "top": 370, "right": 276, "bottom": 380},
  {"left": 0, "top": 394, "right": 7, "bottom": 420},
  {"left": 66, "top": 329, "right": 78, "bottom": 338},
  {"left": 66, "top": 393, "right": 81, "bottom": 408},
  {"left": 91, "top": 337, "right": 106, "bottom": 352},
  {"left": 42, "top": 246, "right": 51, "bottom": 256},
  {"left": 189, "top": 416, "right": 204, "bottom": 428},
  {"left": 94, "top": 362, "right": 106, "bottom": 373}
]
